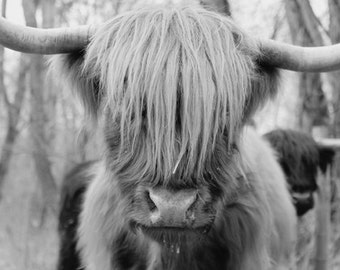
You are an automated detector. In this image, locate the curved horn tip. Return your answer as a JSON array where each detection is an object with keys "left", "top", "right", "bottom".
[{"left": 259, "top": 39, "right": 340, "bottom": 72}]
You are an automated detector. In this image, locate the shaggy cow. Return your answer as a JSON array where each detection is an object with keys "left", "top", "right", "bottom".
[
  {"left": 264, "top": 129, "right": 336, "bottom": 268},
  {"left": 3, "top": 4, "right": 340, "bottom": 270},
  {"left": 264, "top": 129, "right": 335, "bottom": 216},
  {"left": 57, "top": 129, "right": 336, "bottom": 269},
  {"left": 52, "top": 6, "right": 297, "bottom": 270}
]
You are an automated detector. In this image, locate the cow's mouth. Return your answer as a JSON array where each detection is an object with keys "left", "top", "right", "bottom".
[
  {"left": 291, "top": 191, "right": 313, "bottom": 201},
  {"left": 130, "top": 220, "right": 212, "bottom": 247}
]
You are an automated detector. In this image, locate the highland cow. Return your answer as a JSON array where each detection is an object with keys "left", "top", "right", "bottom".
[
  {"left": 264, "top": 129, "right": 335, "bottom": 217},
  {"left": 3, "top": 3, "right": 340, "bottom": 270},
  {"left": 53, "top": 6, "right": 297, "bottom": 270}
]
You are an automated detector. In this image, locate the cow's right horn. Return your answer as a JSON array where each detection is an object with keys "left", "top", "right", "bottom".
[{"left": 0, "top": 16, "right": 93, "bottom": 54}]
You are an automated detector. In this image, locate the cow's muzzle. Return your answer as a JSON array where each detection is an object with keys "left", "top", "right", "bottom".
[{"left": 131, "top": 187, "right": 216, "bottom": 244}]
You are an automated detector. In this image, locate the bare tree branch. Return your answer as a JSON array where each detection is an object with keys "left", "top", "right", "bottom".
[
  {"left": 327, "top": 0, "right": 340, "bottom": 138},
  {"left": 313, "top": 12, "right": 330, "bottom": 39},
  {"left": 296, "top": 0, "right": 324, "bottom": 46},
  {"left": 113, "top": 0, "right": 122, "bottom": 15},
  {"left": 22, "top": 0, "right": 58, "bottom": 218},
  {"left": 0, "top": 55, "right": 28, "bottom": 197},
  {"left": 270, "top": 3, "right": 285, "bottom": 40},
  {"left": 0, "top": 0, "right": 9, "bottom": 110},
  {"left": 1, "top": 0, "right": 7, "bottom": 18},
  {"left": 200, "top": 0, "right": 231, "bottom": 16},
  {"left": 329, "top": 0, "right": 340, "bottom": 43},
  {"left": 314, "top": 168, "right": 331, "bottom": 270}
]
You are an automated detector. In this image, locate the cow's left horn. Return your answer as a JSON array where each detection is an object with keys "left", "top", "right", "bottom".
[
  {"left": 259, "top": 39, "right": 340, "bottom": 72},
  {"left": 0, "top": 16, "right": 93, "bottom": 54}
]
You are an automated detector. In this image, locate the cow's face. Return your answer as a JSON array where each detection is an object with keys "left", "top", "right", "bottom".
[
  {"left": 54, "top": 6, "right": 278, "bottom": 247},
  {"left": 264, "top": 129, "right": 335, "bottom": 216},
  {"left": 104, "top": 119, "right": 247, "bottom": 248},
  {"left": 284, "top": 160, "right": 317, "bottom": 217}
]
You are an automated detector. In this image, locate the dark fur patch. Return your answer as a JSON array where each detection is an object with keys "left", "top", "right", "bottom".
[
  {"left": 112, "top": 231, "right": 147, "bottom": 270},
  {"left": 318, "top": 146, "right": 335, "bottom": 173},
  {"left": 264, "top": 129, "right": 335, "bottom": 216},
  {"left": 264, "top": 129, "right": 320, "bottom": 190},
  {"left": 57, "top": 161, "right": 96, "bottom": 270}
]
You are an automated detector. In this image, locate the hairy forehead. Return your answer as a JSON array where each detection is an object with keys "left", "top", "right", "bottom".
[{"left": 84, "top": 5, "right": 259, "bottom": 181}]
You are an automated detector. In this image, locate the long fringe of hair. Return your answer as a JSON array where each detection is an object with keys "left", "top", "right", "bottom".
[
  {"left": 51, "top": 5, "right": 279, "bottom": 183},
  {"left": 82, "top": 5, "right": 270, "bottom": 181}
]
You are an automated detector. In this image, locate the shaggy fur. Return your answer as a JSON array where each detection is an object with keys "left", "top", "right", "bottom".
[
  {"left": 57, "top": 161, "right": 97, "bottom": 270},
  {"left": 52, "top": 5, "right": 296, "bottom": 270},
  {"left": 75, "top": 128, "right": 296, "bottom": 270},
  {"left": 264, "top": 129, "right": 335, "bottom": 216}
]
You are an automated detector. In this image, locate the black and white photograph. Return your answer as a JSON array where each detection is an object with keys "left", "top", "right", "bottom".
[{"left": 0, "top": 0, "right": 340, "bottom": 269}]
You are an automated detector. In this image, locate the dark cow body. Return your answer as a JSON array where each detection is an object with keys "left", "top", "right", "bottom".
[
  {"left": 264, "top": 129, "right": 335, "bottom": 216},
  {"left": 58, "top": 161, "right": 96, "bottom": 270}
]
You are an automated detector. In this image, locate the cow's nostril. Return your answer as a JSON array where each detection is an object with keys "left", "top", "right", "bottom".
[
  {"left": 187, "top": 193, "right": 198, "bottom": 211},
  {"left": 146, "top": 188, "right": 198, "bottom": 226},
  {"left": 145, "top": 191, "right": 157, "bottom": 212}
]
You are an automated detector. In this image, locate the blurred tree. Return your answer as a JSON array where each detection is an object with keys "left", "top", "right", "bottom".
[
  {"left": 200, "top": 0, "right": 231, "bottom": 16},
  {"left": 328, "top": 1, "right": 340, "bottom": 263},
  {"left": 328, "top": 0, "right": 340, "bottom": 137},
  {"left": 22, "top": 0, "right": 58, "bottom": 221},
  {"left": 285, "top": 3, "right": 340, "bottom": 269},
  {"left": 55, "top": 0, "right": 125, "bottom": 25},
  {"left": 0, "top": 0, "right": 28, "bottom": 198},
  {"left": 42, "top": 0, "right": 57, "bottom": 146},
  {"left": 285, "top": 0, "right": 329, "bottom": 133}
]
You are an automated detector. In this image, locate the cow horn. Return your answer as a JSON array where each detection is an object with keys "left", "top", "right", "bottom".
[
  {"left": 260, "top": 39, "right": 340, "bottom": 72},
  {"left": 2, "top": 15, "right": 340, "bottom": 71},
  {"left": 0, "top": 16, "right": 93, "bottom": 54}
]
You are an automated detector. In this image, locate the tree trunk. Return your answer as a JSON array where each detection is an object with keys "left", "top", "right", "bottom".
[
  {"left": 328, "top": 0, "right": 340, "bottom": 264},
  {"left": 285, "top": 1, "right": 332, "bottom": 268},
  {"left": 328, "top": 0, "right": 340, "bottom": 137},
  {"left": 0, "top": 0, "right": 7, "bottom": 105},
  {"left": 314, "top": 168, "right": 331, "bottom": 270},
  {"left": 42, "top": 0, "right": 57, "bottom": 144},
  {"left": 0, "top": 0, "right": 8, "bottom": 194},
  {"left": 0, "top": 0, "right": 29, "bottom": 197},
  {"left": 200, "top": 0, "right": 231, "bottom": 16},
  {"left": 0, "top": 55, "right": 28, "bottom": 197},
  {"left": 284, "top": 0, "right": 328, "bottom": 133},
  {"left": 22, "top": 0, "right": 58, "bottom": 218}
]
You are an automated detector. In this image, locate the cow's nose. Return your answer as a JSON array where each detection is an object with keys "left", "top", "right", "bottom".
[{"left": 147, "top": 188, "right": 198, "bottom": 226}]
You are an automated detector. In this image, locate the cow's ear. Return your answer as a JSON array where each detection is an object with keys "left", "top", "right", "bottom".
[
  {"left": 233, "top": 31, "right": 280, "bottom": 122},
  {"left": 318, "top": 146, "right": 335, "bottom": 173},
  {"left": 243, "top": 63, "right": 280, "bottom": 122},
  {"left": 50, "top": 51, "right": 102, "bottom": 119}
]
